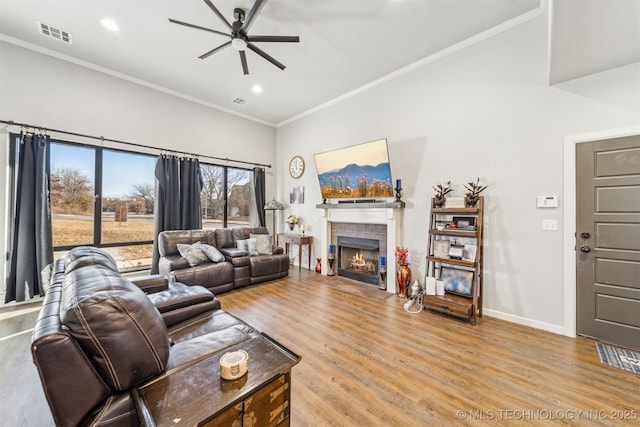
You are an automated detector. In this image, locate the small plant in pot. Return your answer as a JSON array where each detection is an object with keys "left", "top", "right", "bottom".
[
  {"left": 463, "top": 178, "right": 488, "bottom": 207},
  {"left": 432, "top": 181, "right": 453, "bottom": 207}
]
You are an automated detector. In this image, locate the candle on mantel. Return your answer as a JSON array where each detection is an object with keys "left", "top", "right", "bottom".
[
  {"left": 380, "top": 255, "right": 386, "bottom": 267},
  {"left": 396, "top": 179, "right": 401, "bottom": 188}
]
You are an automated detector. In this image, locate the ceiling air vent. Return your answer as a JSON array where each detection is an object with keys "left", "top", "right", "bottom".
[
  {"left": 38, "top": 22, "right": 72, "bottom": 44},
  {"left": 231, "top": 97, "right": 248, "bottom": 106}
]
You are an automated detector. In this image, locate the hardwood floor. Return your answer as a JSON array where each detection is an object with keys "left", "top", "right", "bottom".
[
  {"left": 218, "top": 270, "right": 639, "bottom": 426},
  {"left": 1, "top": 270, "right": 637, "bottom": 426}
]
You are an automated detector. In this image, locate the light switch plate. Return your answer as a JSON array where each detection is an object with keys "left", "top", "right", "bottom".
[{"left": 542, "top": 219, "right": 558, "bottom": 231}]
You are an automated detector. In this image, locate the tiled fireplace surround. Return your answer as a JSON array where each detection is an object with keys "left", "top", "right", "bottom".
[{"left": 317, "top": 203, "right": 404, "bottom": 294}]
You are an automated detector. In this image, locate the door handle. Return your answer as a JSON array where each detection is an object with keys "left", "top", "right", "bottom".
[
  {"left": 580, "top": 232, "right": 590, "bottom": 239},
  {"left": 580, "top": 245, "right": 591, "bottom": 253}
]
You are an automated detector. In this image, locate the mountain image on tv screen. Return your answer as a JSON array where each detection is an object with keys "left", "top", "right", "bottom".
[{"left": 313, "top": 139, "right": 394, "bottom": 199}]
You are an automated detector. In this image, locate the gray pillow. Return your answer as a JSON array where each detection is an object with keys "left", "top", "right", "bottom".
[
  {"left": 251, "top": 234, "right": 273, "bottom": 255},
  {"left": 247, "top": 238, "right": 258, "bottom": 256},
  {"left": 237, "top": 238, "right": 258, "bottom": 256},
  {"left": 177, "top": 243, "right": 209, "bottom": 267},
  {"left": 236, "top": 239, "right": 249, "bottom": 251},
  {"left": 195, "top": 242, "right": 224, "bottom": 263}
]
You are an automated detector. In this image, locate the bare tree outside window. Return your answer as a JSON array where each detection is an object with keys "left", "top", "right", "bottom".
[
  {"left": 128, "top": 183, "right": 155, "bottom": 214},
  {"left": 50, "top": 167, "right": 94, "bottom": 214}
]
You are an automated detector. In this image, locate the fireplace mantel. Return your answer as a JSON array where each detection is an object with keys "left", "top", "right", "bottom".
[
  {"left": 316, "top": 202, "right": 404, "bottom": 294},
  {"left": 315, "top": 201, "right": 405, "bottom": 209}
]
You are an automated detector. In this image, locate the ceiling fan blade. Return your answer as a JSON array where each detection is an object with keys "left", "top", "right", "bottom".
[
  {"left": 199, "top": 41, "right": 231, "bottom": 59},
  {"left": 203, "top": 0, "right": 232, "bottom": 31},
  {"left": 240, "top": 51, "right": 249, "bottom": 75},
  {"left": 247, "top": 43, "right": 285, "bottom": 70},
  {"left": 168, "top": 18, "right": 229, "bottom": 38},
  {"left": 241, "top": 0, "right": 267, "bottom": 33},
  {"left": 247, "top": 35, "right": 299, "bottom": 43}
]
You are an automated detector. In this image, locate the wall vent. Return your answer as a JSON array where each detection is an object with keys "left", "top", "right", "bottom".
[
  {"left": 231, "top": 97, "right": 248, "bottom": 106},
  {"left": 38, "top": 22, "right": 72, "bottom": 44}
]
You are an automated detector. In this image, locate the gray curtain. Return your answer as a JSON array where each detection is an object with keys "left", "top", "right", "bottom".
[
  {"left": 180, "top": 157, "right": 203, "bottom": 230},
  {"left": 254, "top": 167, "right": 266, "bottom": 227},
  {"left": 6, "top": 133, "right": 53, "bottom": 302},
  {"left": 151, "top": 154, "right": 181, "bottom": 274}
]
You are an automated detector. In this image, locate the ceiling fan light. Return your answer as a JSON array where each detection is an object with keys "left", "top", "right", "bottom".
[{"left": 232, "top": 38, "right": 247, "bottom": 51}]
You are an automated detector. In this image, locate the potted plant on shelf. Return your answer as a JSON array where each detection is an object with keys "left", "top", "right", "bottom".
[
  {"left": 432, "top": 181, "right": 453, "bottom": 207},
  {"left": 285, "top": 214, "right": 298, "bottom": 232},
  {"left": 395, "top": 246, "right": 411, "bottom": 298},
  {"left": 463, "top": 178, "right": 488, "bottom": 207}
]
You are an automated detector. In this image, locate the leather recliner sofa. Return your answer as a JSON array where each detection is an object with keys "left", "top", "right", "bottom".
[
  {"left": 31, "top": 246, "right": 260, "bottom": 426},
  {"left": 158, "top": 226, "right": 290, "bottom": 294}
]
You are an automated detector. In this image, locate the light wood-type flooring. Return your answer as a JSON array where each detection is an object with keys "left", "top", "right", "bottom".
[{"left": 1, "top": 268, "right": 638, "bottom": 426}]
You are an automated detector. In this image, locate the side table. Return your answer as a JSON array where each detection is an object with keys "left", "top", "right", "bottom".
[
  {"left": 276, "top": 233, "right": 313, "bottom": 271},
  {"left": 134, "top": 333, "right": 300, "bottom": 426}
]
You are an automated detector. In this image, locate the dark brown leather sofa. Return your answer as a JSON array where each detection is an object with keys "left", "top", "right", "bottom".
[
  {"left": 158, "top": 226, "right": 290, "bottom": 294},
  {"left": 31, "top": 246, "right": 260, "bottom": 426}
]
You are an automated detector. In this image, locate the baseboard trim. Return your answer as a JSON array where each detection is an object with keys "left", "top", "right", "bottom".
[{"left": 483, "top": 308, "right": 567, "bottom": 337}]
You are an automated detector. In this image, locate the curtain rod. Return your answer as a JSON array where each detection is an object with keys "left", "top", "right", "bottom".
[{"left": 0, "top": 119, "right": 271, "bottom": 169}]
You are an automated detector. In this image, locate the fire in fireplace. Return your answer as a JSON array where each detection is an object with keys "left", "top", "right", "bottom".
[{"left": 337, "top": 236, "right": 380, "bottom": 285}]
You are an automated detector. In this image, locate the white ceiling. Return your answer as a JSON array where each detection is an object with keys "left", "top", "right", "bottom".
[{"left": 0, "top": 1, "right": 638, "bottom": 126}]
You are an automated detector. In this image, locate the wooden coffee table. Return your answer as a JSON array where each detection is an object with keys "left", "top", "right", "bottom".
[{"left": 134, "top": 333, "right": 300, "bottom": 426}]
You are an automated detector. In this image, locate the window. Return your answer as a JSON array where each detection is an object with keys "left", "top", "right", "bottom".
[
  {"left": 14, "top": 136, "right": 257, "bottom": 272},
  {"left": 227, "top": 168, "right": 252, "bottom": 227},
  {"left": 200, "top": 164, "right": 255, "bottom": 229},
  {"left": 200, "top": 164, "right": 224, "bottom": 230},
  {"left": 101, "top": 150, "right": 155, "bottom": 244},
  {"left": 50, "top": 143, "right": 96, "bottom": 247},
  {"left": 50, "top": 141, "right": 156, "bottom": 271}
]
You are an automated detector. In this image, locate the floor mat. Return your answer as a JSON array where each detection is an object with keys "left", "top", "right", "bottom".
[{"left": 595, "top": 342, "right": 640, "bottom": 375}]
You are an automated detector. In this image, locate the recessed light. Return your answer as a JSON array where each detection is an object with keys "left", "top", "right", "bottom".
[
  {"left": 252, "top": 85, "right": 263, "bottom": 93},
  {"left": 100, "top": 19, "right": 119, "bottom": 32}
]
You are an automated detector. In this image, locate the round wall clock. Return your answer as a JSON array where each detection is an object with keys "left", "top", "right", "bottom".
[{"left": 289, "top": 155, "right": 305, "bottom": 178}]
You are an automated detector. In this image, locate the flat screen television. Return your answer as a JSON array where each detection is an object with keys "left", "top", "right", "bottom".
[{"left": 313, "top": 138, "right": 394, "bottom": 200}]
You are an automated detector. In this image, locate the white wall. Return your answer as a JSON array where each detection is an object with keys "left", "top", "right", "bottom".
[
  {"left": 275, "top": 13, "right": 640, "bottom": 333},
  {"left": 0, "top": 41, "right": 276, "bottom": 299}
]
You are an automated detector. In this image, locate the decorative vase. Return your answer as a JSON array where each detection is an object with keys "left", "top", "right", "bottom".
[
  {"left": 465, "top": 195, "right": 479, "bottom": 208},
  {"left": 396, "top": 264, "right": 411, "bottom": 298},
  {"left": 288, "top": 223, "right": 295, "bottom": 231},
  {"left": 434, "top": 196, "right": 446, "bottom": 208},
  {"left": 315, "top": 258, "right": 322, "bottom": 273}
]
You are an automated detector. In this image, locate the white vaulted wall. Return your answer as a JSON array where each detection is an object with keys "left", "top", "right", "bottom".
[{"left": 275, "top": 13, "right": 640, "bottom": 333}]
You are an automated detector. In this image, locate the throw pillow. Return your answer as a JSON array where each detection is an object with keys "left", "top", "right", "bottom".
[
  {"left": 236, "top": 238, "right": 258, "bottom": 256},
  {"left": 195, "top": 243, "right": 224, "bottom": 263},
  {"left": 177, "top": 243, "right": 208, "bottom": 267},
  {"left": 236, "top": 239, "right": 249, "bottom": 251},
  {"left": 251, "top": 234, "right": 273, "bottom": 255},
  {"left": 247, "top": 238, "right": 258, "bottom": 256}
]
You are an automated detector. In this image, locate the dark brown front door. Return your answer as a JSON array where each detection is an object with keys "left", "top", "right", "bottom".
[{"left": 576, "top": 135, "right": 640, "bottom": 351}]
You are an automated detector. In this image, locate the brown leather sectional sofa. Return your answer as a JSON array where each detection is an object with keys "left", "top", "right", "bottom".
[
  {"left": 158, "top": 226, "right": 290, "bottom": 294},
  {"left": 31, "top": 246, "right": 262, "bottom": 426}
]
